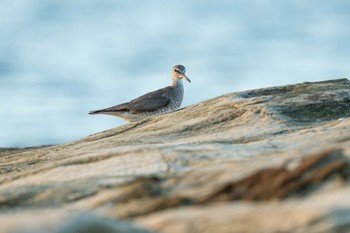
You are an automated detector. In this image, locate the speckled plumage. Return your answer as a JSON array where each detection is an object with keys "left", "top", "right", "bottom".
[{"left": 89, "top": 65, "right": 190, "bottom": 122}]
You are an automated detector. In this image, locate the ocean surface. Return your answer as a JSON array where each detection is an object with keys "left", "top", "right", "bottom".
[{"left": 1, "top": 0, "right": 349, "bottom": 147}]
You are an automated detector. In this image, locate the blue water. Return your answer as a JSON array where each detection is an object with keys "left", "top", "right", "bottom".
[{"left": 1, "top": 0, "right": 349, "bottom": 147}]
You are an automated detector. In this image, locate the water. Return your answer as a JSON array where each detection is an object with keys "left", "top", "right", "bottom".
[{"left": 0, "top": 0, "right": 349, "bottom": 147}]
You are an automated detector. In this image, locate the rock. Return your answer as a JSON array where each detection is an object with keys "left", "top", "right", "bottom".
[
  {"left": 0, "top": 78, "right": 350, "bottom": 233},
  {"left": 0, "top": 211, "right": 155, "bottom": 233},
  {"left": 138, "top": 188, "right": 350, "bottom": 233}
]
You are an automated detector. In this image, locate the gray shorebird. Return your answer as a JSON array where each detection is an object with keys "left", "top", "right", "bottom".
[{"left": 89, "top": 65, "right": 191, "bottom": 122}]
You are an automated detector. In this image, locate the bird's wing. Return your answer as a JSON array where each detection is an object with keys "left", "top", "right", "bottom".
[{"left": 129, "top": 86, "right": 171, "bottom": 113}]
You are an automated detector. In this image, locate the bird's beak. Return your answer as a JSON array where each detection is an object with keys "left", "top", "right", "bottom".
[{"left": 181, "top": 73, "right": 191, "bottom": 83}]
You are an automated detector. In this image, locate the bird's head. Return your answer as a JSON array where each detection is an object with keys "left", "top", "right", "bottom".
[{"left": 172, "top": 65, "right": 191, "bottom": 83}]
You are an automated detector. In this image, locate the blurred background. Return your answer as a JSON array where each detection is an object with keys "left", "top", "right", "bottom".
[{"left": 0, "top": 0, "right": 349, "bottom": 147}]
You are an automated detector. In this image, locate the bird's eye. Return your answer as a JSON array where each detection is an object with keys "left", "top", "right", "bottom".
[{"left": 174, "top": 69, "right": 180, "bottom": 73}]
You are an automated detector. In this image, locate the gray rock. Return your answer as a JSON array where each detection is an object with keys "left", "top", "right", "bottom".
[
  {"left": 0, "top": 212, "right": 155, "bottom": 233},
  {"left": 1, "top": 78, "right": 350, "bottom": 233}
]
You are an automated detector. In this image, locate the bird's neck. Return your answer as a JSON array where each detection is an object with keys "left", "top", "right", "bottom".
[
  {"left": 172, "top": 78, "right": 184, "bottom": 89},
  {"left": 172, "top": 78, "right": 184, "bottom": 105}
]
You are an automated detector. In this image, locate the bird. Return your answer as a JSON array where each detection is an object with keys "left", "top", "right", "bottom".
[{"left": 89, "top": 65, "right": 191, "bottom": 122}]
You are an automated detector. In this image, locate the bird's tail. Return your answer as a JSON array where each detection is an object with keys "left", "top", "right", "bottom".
[
  {"left": 89, "top": 102, "right": 130, "bottom": 115},
  {"left": 89, "top": 110, "right": 104, "bottom": 115}
]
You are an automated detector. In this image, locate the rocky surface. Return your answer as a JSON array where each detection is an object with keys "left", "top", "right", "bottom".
[{"left": 1, "top": 78, "right": 350, "bottom": 233}]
